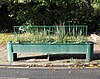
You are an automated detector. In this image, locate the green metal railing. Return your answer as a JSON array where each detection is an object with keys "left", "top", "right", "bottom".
[{"left": 14, "top": 25, "right": 88, "bottom": 43}]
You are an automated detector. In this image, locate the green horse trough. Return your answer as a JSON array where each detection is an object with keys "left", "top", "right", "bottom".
[{"left": 7, "top": 25, "right": 94, "bottom": 62}]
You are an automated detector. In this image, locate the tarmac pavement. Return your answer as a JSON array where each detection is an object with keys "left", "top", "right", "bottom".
[{"left": 0, "top": 68, "right": 100, "bottom": 79}]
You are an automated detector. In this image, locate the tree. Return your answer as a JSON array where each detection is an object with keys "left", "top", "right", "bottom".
[{"left": 0, "top": 0, "right": 99, "bottom": 33}]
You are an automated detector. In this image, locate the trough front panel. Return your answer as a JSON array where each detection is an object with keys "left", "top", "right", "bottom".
[
  {"left": 12, "top": 44, "right": 49, "bottom": 53},
  {"left": 12, "top": 43, "right": 88, "bottom": 54}
]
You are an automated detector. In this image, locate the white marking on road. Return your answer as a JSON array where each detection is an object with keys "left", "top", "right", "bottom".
[{"left": 0, "top": 77, "right": 29, "bottom": 79}]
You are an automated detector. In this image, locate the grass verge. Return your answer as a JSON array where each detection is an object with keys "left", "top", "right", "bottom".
[{"left": 0, "top": 33, "right": 14, "bottom": 45}]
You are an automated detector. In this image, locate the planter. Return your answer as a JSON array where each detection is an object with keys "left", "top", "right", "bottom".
[
  {"left": 7, "top": 25, "right": 94, "bottom": 62},
  {"left": 7, "top": 41, "right": 94, "bottom": 62}
]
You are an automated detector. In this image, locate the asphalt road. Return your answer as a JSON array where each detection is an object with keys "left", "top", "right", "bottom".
[{"left": 0, "top": 68, "right": 100, "bottom": 79}]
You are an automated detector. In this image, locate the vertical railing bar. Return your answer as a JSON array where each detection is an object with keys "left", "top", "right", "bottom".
[
  {"left": 76, "top": 25, "right": 77, "bottom": 42},
  {"left": 44, "top": 26, "right": 45, "bottom": 36},
  {"left": 69, "top": 26, "right": 70, "bottom": 42},
  {"left": 85, "top": 26, "right": 87, "bottom": 41},
  {"left": 49, "top": 26, "right": 50, "bottom": 40},
  {"left": 77, "top": 26, "right": 79, "bottom": 42},
  {"left": 83, "top": 26, "right": 84, "bottom": 36},
  {"left": 73, "top": 26, "right": 74, "bottom": 42},
  {"left": 82, "top": 26, "right": 84, "bottom": 41},
  {"left": 14, "top": 26, "right": 16, "bottom": 41}
]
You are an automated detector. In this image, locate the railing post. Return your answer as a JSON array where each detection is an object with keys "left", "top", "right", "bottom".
[
  {"left": 86, "top": 42, "right": 94, "bottom": 62},
  {"left": 7, "top": 42, "right": 13, "bottom": 62}
]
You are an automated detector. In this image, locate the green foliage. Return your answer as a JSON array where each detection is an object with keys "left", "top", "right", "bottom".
[{"left": 0, "top": 0, "right": 100, "bottom": 33}]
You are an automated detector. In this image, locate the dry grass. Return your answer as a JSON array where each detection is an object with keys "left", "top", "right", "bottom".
[
  {"left": 0, "top": 33, "right": 14, "bottom": 45},
  {"left": 0, "top": 33, "right": 88, "bottom": 44}
]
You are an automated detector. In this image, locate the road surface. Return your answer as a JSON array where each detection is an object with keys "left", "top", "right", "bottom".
[{"left": 0, "top": 68, "right": 100, "bottom": 79}]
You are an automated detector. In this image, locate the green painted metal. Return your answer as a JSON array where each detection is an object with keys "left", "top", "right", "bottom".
[
  {"left": 7, "top": 42, "right": 17, "bottom": 61},
  {"left": 86, "top": 42, "right": 94, "bottom": 62},
  {"left": 7, "top": 25, "right": 94, "bottom": 62},
  {"left": 7, "top": 42, "right": 13, "bottom": 62},
  {"left": 7, "top": 42, "right": 94, "bottom": 62}
]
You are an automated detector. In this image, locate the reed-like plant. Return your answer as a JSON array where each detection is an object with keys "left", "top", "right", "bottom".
[{"left": 14, "top": 25, "right": 87, "bottom": 43}]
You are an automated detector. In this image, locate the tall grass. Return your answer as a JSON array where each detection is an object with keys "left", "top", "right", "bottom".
[{"left": 14, "top": 25, "right": 87, "bottom": 43}]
